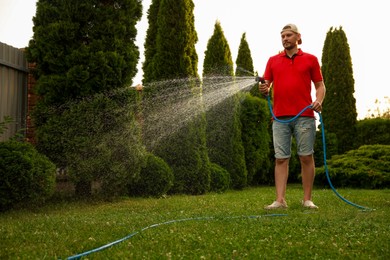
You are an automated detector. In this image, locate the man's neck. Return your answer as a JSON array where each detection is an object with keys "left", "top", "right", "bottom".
[{"left": 285, "top": 47, "right": 299, "bottom": 58}]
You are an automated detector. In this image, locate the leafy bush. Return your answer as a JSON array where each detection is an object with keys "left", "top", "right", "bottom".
[
  {"left": 128, "top": 153, "right": 174, "bottom": 197},
  {"left": 355, "top": 118, "right": 390, "bottom": 147},
  {"left": 0, "top": 140, "right": 56, "bottom": 211},
  {"left": 239, "top": 93, "right": 272, "bottom": 185},
  {"left": 33, "top": 89, "right": 145, "bottom": 197},
  {"left": 209, "top": 162, "right": 230, "bottom": 193},
  {"left": 315, "top": 145, "right": 390, "bottom": 189}
]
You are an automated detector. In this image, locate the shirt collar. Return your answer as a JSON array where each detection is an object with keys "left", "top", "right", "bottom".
[{"left": 281, "top": 48, "right": 303, "bottom": 58}]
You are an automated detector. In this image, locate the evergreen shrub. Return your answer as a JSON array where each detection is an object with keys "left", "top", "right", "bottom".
[
  {"left": 0, "top": 140, "right": 56, "bottom": 211},
  {"left": 209, "top": 162, "right": 230, "bottom": 193},
  {"left": 34, "top": 89, "right": 145, "bottom": 198},
  {"left": 315, "top": 145, "right": 390, "bottom": 189},
  {"left": 128, "top": 152, "right": 174, "bottom": 197}
]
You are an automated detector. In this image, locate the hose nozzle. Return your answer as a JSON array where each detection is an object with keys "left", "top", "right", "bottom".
[{"left": 255, "top": 76, "right": 265, "bottom": 84}]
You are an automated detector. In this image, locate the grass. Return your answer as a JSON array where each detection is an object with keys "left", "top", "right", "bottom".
[{"left": 1, "top": 184, "right": 389, "bottom": 259}]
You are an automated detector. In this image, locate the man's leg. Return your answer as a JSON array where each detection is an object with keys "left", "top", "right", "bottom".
[
  {"left": 275, "top": 158, "right": 289, "bottom": 203},
  {"left": 300, "top": 155, "right": 315, "bottom": 201}
]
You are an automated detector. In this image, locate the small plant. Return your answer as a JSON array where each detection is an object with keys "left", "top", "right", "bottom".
[
  {"left": 0, "top": 139, "right": 56, "bottom": 211},
  {"left": 128, "top": 152, "right": 174, "bottom": 197},
  {"left": 209, "top": 162, "right": 230, "bottom": 193},
  {"left": 0, "top": 116, "right": 13, "bottom": 137}
]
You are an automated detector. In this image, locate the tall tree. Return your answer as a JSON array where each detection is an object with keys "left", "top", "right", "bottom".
[
  {"left": 27, "top": 0, "right": 142, "bottom": 105},
  {"left": 203, "top": 21, "right": 247, "bottom": 189},
  {"left": 26, "top": 0, "right": 144, "bottom": 197},
  {"left": 142, "top": 0, "right": 160, "bottom": 84},
  {"left": 235, "top": 33, "right": 272, "bottom": 185},
  {"left": 141, "top": 0, "right": 210, "bottom": 194},
  {"left": 203, "top": 21, "right": 233, "bottom": 76},
  {"left": 235, "top": 33, "right": 254, "bottom": 77},
  {"left": 143, "top": 0, "right": 198, "bottom": 82},
  {"left": 321, "top": 27, "right": 357, "bottom": 154}
]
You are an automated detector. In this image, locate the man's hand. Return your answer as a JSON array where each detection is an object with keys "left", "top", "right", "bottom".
[
  {"left": 259, "top": 82, "right": 270, "bottom": 96},
  {"left": 311, "top": 100, "right": 322, "bottom": 112}
]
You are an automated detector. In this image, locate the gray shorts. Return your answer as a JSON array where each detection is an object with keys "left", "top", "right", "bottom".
[{"left": 272, "top": 117, "right": 316, "bottom": 159}]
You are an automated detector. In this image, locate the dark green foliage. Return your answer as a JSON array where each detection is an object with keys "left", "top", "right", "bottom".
[
  {"left": 153, "top": 109, "right": 211, "bottom": 195},
  {"left": 26, "top": 0, "right": 142, "bottom": 106},
  {"left": 239, "top": 93, "right": 272, "bottom": 185},
  {"left": 209, "top": 162, "right": 230, "bottom": 193},
  {"left": 355, "top": 118, "right": 390, "bottom": 147},
  {"left": 141, "top": 0, "right": 210, "bottom": 195},
  {"left": 34, "top": 89, "right": 145, "bottom": 198},
  {"left": 235, "top": 33, "right": 254, "bottom": 77},
  {"left": 128, "top": 152, "right": 174, "bottom": 197},
  {"left": 203, "top": 21, "right": 234, "bottom": 77},
  {"left": 25, "top": 0, "right": 143, "bottom": 198},
  {"left": 0, "top": 140, "right": 56, "bottom": 211},
  {"left": 142, "top": 0, "right": 160, "bottom": 84},
  {"left": 203, "top": 21, "right": 247, "bottom": 189},
  {"left": 0, "top": 116, "right": 13, "bottom": 137},
  {"left": 321, "top": 27, "right": 357, "bottom": 153},
  {"left": 315, "top": 145, "right": 390, "bottom": 189},
  {"left": 314, "top": 128, "right": 338, "bottom": 168},
  {"left": 143, "top": 0, "right": 198, "bottom": 83}
]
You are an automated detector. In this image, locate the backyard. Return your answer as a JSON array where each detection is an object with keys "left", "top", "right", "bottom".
[{"left": 1, "top": 184, "right": 389, "bottom": 259}]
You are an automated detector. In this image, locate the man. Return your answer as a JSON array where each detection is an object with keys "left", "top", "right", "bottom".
[{"left": 259, "top": 24, "right": 326, "bottom": 209}]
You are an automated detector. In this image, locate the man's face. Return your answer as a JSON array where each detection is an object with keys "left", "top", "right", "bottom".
[{"left": 281, "top": 30, "right": 300, "bottom": 50}]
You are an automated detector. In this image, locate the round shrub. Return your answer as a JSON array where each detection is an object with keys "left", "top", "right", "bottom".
[
  {"left": 209, "top": 162, "right": 230, "bottom": 193},
  {"left": 129, "top": 153, "right": 174, "bottom": 197},
  {"left": 0, "top": 140, "right": 56, "bottom": 211}
]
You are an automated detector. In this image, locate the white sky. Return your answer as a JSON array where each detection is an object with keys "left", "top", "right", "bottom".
[{"left": 0, "top": 0, "right": 388, "bottom": 119}]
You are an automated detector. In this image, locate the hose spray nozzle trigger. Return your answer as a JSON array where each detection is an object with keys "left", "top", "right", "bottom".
[{"left": 255, "top": 76, "right": 265, "bottom": 84}]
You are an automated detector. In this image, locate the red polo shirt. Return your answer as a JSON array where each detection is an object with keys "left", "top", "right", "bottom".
[{"left": 263, "top": 49, "right": 323, "bottom": 118}]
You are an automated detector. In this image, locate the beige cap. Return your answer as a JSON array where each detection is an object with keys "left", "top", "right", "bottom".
[{"left": 281, "top": 24, "right": 302, "bottom": 44}]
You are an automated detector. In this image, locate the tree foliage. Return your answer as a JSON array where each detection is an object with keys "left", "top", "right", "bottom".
[
  {"left": 141, "top": 0, "right": 210, "bottom": 195},
  {"left": 25, "top": 0, "right": 143, "bottom": 197},
  {"left": 203, "top": 21, "right": 247, "bottom": 189},
  {"left": 321, "top": 27, "right": 357, "bottom": 153},
  {"left": 235, "top": 33, "right": 254, "bottom": 77},
  {"left": 203, "top": 21, "right": 234, "bottom": 77},
  {"left": 143, "top": 0, "right": 198, "bottom": 83},
  {"left": 27, "top": 0, "right": 142, "bottom": 105}
]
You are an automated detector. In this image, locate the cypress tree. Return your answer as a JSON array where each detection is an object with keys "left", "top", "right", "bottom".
[
  {"left": 142, "top": 0, "right": 210, "bottom": 194},
  {"left": 203, "top": 21, "right": 234, "bottom": 76},
  {"left": 26, "top": 0, "right": 144, "bottom": 197},
  {"left": 142, "top": 0, "right": 160, "bottom": 84},
  {"left": 203, "top": 21, "right": 247, "bottom": 189},
  {"left": 235, "top": 33, "right": 272, "bottom": 185},
  {"left": 235, "top": 33, "right": 254, "bottom": 77},
  {"left": 321, "top": 27, "right": 357, "bottom": 154}
]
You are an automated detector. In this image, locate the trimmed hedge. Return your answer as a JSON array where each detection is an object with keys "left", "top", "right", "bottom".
[
  {"left": 315, "top": 145, "right": 390, "bottom": 189},
  {"left": 128, "top": 153, "right": 174, "bottom": 197},
  {"left": 0, "top": 140, "right": 56, "bottom": 211},
  {"left": 209, "top": 162, "right": 230, "bottom": 193}
]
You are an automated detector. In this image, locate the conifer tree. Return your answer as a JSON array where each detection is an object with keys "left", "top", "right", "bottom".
[
  {"left": 142, "top": 0, "right": 160, "bottom": 84},
  {"left": 203, "top": 21, "right": 234, "bottom": 76},
  {"left": 27, "top": 0, "right": 142, "bottom": 105},
  {"left": 26, "top": 0, "right": 144, "bottom": 197},
  {"left": 235, "top": 33, "right": 272, "bottom": 185},
  {"left": 235, "top": 33, "right": 254, "bottom": 77},
  {"left": 321, "top": 27, "right": 357, "bottom": 154},
  {"left": 203, "top": 21, "right": 247, "bottom": 189},
  {"left": 142, "top": 0, "right": 210, "bottom": 194}
]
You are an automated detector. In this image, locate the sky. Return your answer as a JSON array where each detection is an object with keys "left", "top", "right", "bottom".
[{"left": 0, "top": 0, "right": 388, "bottom": 119}]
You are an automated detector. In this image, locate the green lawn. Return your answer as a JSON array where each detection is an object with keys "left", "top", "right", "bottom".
[{"left": 1, "top": 185, "right": 389, "bottom": 259}]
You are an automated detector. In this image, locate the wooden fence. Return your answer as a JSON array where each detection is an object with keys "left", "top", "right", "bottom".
[{"left": 0, "top": 42, "right": 29, "bottom": 142}]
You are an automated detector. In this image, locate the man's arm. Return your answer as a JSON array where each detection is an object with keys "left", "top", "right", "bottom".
[{"left": 312, "top": 81, "right": 326, "bottom": 112}]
